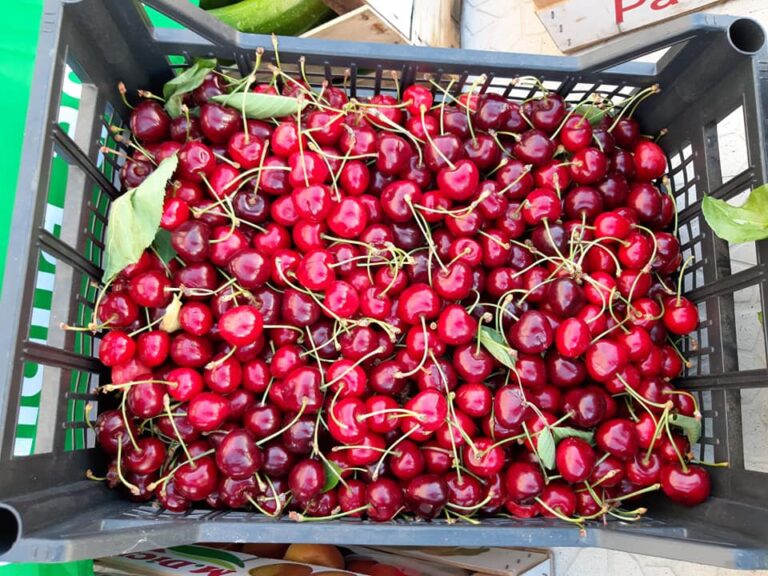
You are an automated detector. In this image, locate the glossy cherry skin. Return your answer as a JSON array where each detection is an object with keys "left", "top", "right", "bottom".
[
  {"left": 99, "top": 330, "right": 136, "bottom": 367},
  {"left": 455, "top": 382, "right": 492, "bottom": 417},
  {"left": 288, "top": 458, "right": 325, "bottom": 505},
  {"left": 660, "top": 463, "right": 710, "bottom": 506},
  {"left": 596, "top": 418, "right": 639, "bottom": 460},
  {"left": 174, "top": 456, "right": 219, "bottom": 501},
  {"left": 129, "top": 270, "right": 171, "bottom": 308},
  {"left": 509, "top": 310, "right": 553, "bottom": 355},
  {"left": 663, "top": 296, "right": 699, "bottom": 335},
  {"left": 170, "top": 333, "right": 213, "bottom": 368},
  {"left": 633, "top": 140, "right": 667, "bottom": 181},
  {"left": 215, "top": 428, "right": 262, "bottom": 479},
  {"left": 514, "top": 130, "right": 555, "bottom": 166},
  {"left": 626, "top": 452, "right": 662, "bottom": 487},
  {"left": 561, "top": 387, "right": 607, "bottom": 428},
  {"left": 504, "top": 462, "right": 545, "bottom": 503},
  {"left": 494, "top": 386, "right": 528, "bottom": 429},
  {"left": 218, "top": 305, "right": 264, "bottom": 347},
  {"left": 452, "top": 343, "right": 494, "bottom": 382},
  {"left": 560, "top": 115, "right": 593, "bottom": 152},
  {"left": 465, "top": 438, "right": 505, "bottom": 478},
  {"left": 405, "top": 474, "right": 448, "bottom": 519},
  {"left": 538, "top": 482, "right": 576, "bottom": 518},
  {"left": 130, "top": 100, "right": 170, "bottom": 143},
  {"left": 366, "top": 477, "right": 404, "bottom": 521},
  {"left": 555, "top": 317, "right": 590, "bottom": 358},
  {"left": 585, "top": 340, "right": 629, "bottom": 383},
  {"left": 555, "top": 438, "right": 596, "bottom": 483},
  {"left": 187, "top": 392, "right": 230, "bottom": 432}
]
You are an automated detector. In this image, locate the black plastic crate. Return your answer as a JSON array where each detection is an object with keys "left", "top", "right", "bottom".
[{"left": 1, "top": 0, "right": 767, "bottom": 568}]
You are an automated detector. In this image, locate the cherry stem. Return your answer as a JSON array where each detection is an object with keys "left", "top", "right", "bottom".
[
  {"left": 534, "top": 496, "right": 583, "bottom": 527},
  {"left": 549, "top": 99, "right": 596, "bottom": 141},
  {"left": 608, "top": 483, "right": 661, "bottom": 503},
  {"left": 357, "top": 408, "right": 422, "bottom": 422},
  {"left": 675, "top": 255, "right": 695, "bottom": 305},
  {"left": 663, "top": 420, "right": 689, "bottom": 473},
  {"left": 619, "top": 375, "right": 673, "bottom": 411},
  {"left": 289, "top": 505, "right": 370, "bottom": 522},
  {"left": 591, "top": 468, "right": 621, "bottom": 488},
  {"left": 445, "top": 508, "right": 481, "bottom": 525},
  {"left": 396, "top": 318, "right": 430, "bottom": 378},
  {"left": 420, "top": 105, "right": 455, "bottom": 170},
  {"left": 690, "top": 459, "right": 729, "bottom": 468},
  {"left": 247, "top": 495, "right": 280, "bottom": 518},
  {"left": 321, "top": 345, "right": 385, "bottom": 390},
  {"left": 663, "top": 389, "right": 700, "bottom": 417},
  {"left": 371, "top": 426, "right": 419, "bottom": 480},
  {"left": 446, "top": 491, "right": 495, "bottom": 512},
  {"left": 644, "top": 404, "right": 671, "bottom": 463},
  {"left": 85, "top": 469, "right": 106, "bottom": 482},
  {"left": 256, "top": 400, "right": 308, "bottom": 447},
  {"left": 116, "top": 435, "right": 140, "bottom": 496},
  {"left": 607, "top": 508, "right": 647, "bottom": 522},
  {"left": 162, "top": 394, "right": 194, "bottom": 466},
  {"left": 463, "top": 75, "right": 485, "bottom": 143},
  {"left": 406, "top": 197, "right": 448, "bottom": 273},
  {"left": 205, "top": 345, "right": 238, "bottom": 370},
  {"left": 118, "top": 392, "right": 139, "bottom": 451},
  {"left": 102, "top": 378, "right": 173, "bottom": 393}
]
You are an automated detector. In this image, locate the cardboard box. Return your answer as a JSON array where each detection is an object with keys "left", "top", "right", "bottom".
[
  {"left": 533, "top": 0, "right": 723, "bottom": 52},
  {"left": 349, "top": 547, "right": 552, "bottom": 576},
  {"left": 97, "top": 545, "right": 366, "bottom": 576}
]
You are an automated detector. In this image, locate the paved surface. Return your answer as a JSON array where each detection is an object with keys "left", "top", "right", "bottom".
[{"left": 461, "top": 1, "right": 768, "bottom": 574}]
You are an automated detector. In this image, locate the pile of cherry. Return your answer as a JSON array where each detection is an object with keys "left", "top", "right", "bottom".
[{"left": 89, "top": 64, "right": 712, "bottom": 526}]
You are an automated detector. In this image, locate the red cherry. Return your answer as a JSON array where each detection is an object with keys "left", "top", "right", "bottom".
[
  {"left": 596, "top": 418, "right": 639, "bottom": 460},
  {"left": 218, "top": 305, "right": 263, "bottom": 347},
  {"left": 555, "top": 318, "right": 590, "bottom": 358},
  {"left": 187, "top": 392, "right": 230, "bottom": 431},
  {"left": 633, "top": 140, "right": 667, "bottom": 181},
  {"left": 538, "top": 482, "right": 576, "bottom": 518},
  {"left": 555, "top": 438, "right": 596, "bottom": 483},
  {"left": 99, "top": 330, "right": 136, "bottom": 367},
  {"left": 660, "top": 463, "right": 710, "bottom": 506},
  {"left": 504, "top": 462, "right": 544, "bottom": 503},
  {"left": 663, "top": 296, "right": 699, "bottom": 335}
]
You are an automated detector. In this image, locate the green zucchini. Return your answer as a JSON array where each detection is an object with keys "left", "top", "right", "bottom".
[
  {"left": 208, "top": 0, "right": 334, "bottom": 35},
  {"left": 200, "top": 0, "right": 240, "bottom": 10}
]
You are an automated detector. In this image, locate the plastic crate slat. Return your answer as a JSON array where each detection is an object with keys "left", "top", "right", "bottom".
[
  {"left": 52, "top": 126, "right": 120, "bottom": 200},
  {"left": 38, "top": 229, "right": 103, "bottom": 281},
  {"left": 685, "top": 263, "right": 767, "bottom": 302},
  {"left": 677, "top": 368, "right": 768, "bottom": 390},
  {"left": 676, "top": 168, "right": 756, "bottom": 225},
  {"left": 21, "top": 342, "right": 101, "bottom": 374}
]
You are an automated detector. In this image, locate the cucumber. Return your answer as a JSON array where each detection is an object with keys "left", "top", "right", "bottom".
[
  {"left": 200, "top": 0, "right": 240, "bottom": 10},
  {"left": 208, "top": 0, "right": 334, "bottom": 35}
]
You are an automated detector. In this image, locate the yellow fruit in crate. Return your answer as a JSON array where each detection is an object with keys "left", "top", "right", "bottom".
[
  {"left": 248, "top": 563, "right": 313, "bottom": 576},
  {"left": 242, "top": 543, "right": 290, "bottom": 558},
  {"left": 283, "top": 543, "right": 345, "bottom": 569}
]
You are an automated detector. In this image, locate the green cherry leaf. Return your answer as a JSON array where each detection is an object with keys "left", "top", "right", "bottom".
[
  {"left": 322, "top": 459, "right": 344, "bottom": 493},
  {"left": 668, "top": 413, "right": 702, "bottom": 447},
  {"left": 163, "top": 58, "right": 217, "bottom": 118},
  {"left": 537, "top": 427, "right": 556, "bottom": 470},
  {"left": 478, "top": 326, "right": 517, "bottom": 370},
  {"left": 212, "top": 92, "right": 306, "bottom": 120},
  {"left": 102, "top": 154, "right": 178, "bottom": 282},
  {"left": 551, "top": 426, "right": 594, "bottom": 444},
  {"left": 702, "top": 185, "right": 768, "bottom": 243},
  {"left": 152, "top": 228, "right": 177, "bottom": 265}
]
